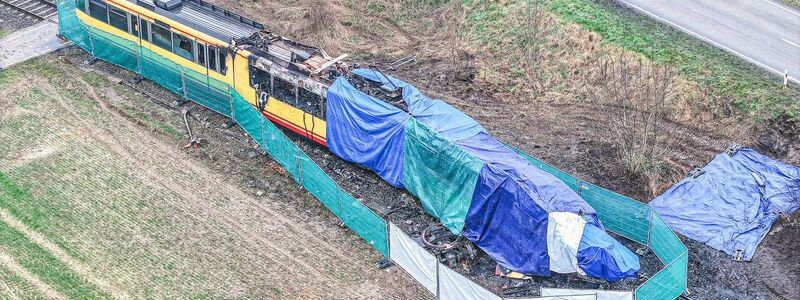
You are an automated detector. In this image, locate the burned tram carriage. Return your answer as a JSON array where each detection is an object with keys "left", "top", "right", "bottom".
[{"left": 66, "top": 0, "right": 384, "bottom": 146}]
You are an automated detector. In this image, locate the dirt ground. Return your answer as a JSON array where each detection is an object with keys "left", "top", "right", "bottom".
[{"left": 1, "top": 0, "right": 798, "bottom": 298}]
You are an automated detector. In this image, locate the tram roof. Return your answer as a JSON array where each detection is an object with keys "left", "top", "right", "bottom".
[{"left": 126, "top": 0, "right": 263, "bottom": 42}]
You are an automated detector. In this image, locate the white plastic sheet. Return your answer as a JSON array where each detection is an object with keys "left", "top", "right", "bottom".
[
  {"left": 389, "top": 223, "right": 438, "bottom": 295},
  {"left": 541, "top": 288, "right": 633, "bottom": 300},
  {"left": 438, "top": 263, "right": 500, "bottom": 300},
  {"left": 547, "top": 212, "right": 587, "bottom": 274}
]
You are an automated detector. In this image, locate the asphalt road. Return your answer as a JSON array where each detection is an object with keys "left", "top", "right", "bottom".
[{"left": 620, "top": 0, "right": 800, "bottom": 84}]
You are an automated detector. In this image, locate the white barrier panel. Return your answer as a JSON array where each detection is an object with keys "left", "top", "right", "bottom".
[
  {"left": 389, "top": 223, "right": 438, "bottom": 295},
  {"left": 541, "top": 288, "right": 633, "bottom": 300},
  {"left": 508, "top": 296, "right": 595, "bottom": 300},
  {"left": 438, "top": 263, "right": 501, "bottom": 300}
]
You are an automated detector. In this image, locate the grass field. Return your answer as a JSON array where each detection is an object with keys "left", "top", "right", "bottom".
[{"left": 0, "top": 55, "right": 427, "bottom": 299}]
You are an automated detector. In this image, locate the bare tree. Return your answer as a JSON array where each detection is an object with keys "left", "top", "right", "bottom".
[
  {"left": 521, "top": 0, "right": 555, "bottom": 94},
  {"left": 585, "top": 52, "right": 684, "bottom": 181},
  {"left": 442, "top": 0, "right": 474, "bottom": 82}
]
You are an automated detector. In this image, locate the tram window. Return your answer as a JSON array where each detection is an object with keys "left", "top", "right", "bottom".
[
  {"left": 218, "top": 51, "right": 227, "bottom": 74},
  {"left": 196, "top": 43, "right": 206, "bottom": 67},
  {"left": 129, "top": 15, "right": 139, "bottom": 37},
  {"left": 88, "top": 0, "right": 108, "bottom": 23},
  {"left": 272, "top": 77, "right": 295, "bottom": 105},
  {"left": 77, "top": 0, "right": 86, "bottom": 12},
  {"left": 207, "top": 46, "right": 217, "bottom": 72},
  {"left": 108, "top": 6, "right": 127, "bottom": 32},
  {"left": 151, "top": 23, "right": 172, "bottom": 51},
  {"left": 139, "top": 18, "right": 149, "bottom": 40},
  {"left": 172, "top": 32, "right": 193, "bottom": 61}
]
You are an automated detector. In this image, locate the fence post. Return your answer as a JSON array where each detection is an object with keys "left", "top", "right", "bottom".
[
  {"left": 647, "top": 207, "right": 654, "bottom": 246},
  {"left": 297, "top": 153, "right": 303, "bottom": 183}
]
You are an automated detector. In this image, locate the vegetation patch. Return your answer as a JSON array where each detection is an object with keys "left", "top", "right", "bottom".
[
  {"left": 0, "top": 174, "right": 109, "bottom": 299},
  {"left": 0, "top": 263, "right": 43, "bottom": 299},
  {"left": 782, "top": 0, "right": 800, "bottom": 9},
  {"left": 545, "top": 0, "right": 799, "bottom": 120}
]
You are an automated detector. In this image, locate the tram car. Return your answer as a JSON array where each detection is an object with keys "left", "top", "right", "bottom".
[{"left": 62, "top": 0, "right": 358, "bottom": 145}]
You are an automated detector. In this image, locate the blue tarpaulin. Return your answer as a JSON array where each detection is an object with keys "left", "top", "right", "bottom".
[
  {"left": 456, "top": 132, "right": 638, "bottom": 279},
  {"left": 577, "top": 224, "right": 641, "bottom": 282},
  {"left": 650, "top": 148, "right": 800, "bottom": 260},
  {"left": 455, "top": 132, "right": 599, "bottom": 220},
  {"left": 463, "top": 161, "right": 552, "bottom": 275},
  {"left": 325, "top": 77, "right": 410, "bottom": 187},
  {"left": 351, "top": 69, "right": 484, "bottom": 141}
]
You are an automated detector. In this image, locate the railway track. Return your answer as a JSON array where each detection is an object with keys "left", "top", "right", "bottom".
[{"left": 0, "top": 0, "right": 57, "bottom": 21}]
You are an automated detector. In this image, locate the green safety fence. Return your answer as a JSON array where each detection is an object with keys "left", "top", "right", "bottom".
[
  {"left": 230, "top": 91, "right": 388, "bottom": 256},
  {"left": 59, "top": 1, "right": 687, "bottom": 296},
  {"left": 509, "top": 146, "right": 688, "bottom": 300}
]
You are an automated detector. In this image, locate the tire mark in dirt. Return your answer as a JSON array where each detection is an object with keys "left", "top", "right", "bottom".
[
  {"left": 86, "top": 73, "right": 376, "bottom": 268},
  {"left": 0, "top": 209, "right": 128, "bottom": 299},
  {"left": 39, "top": 83, "right": 329, "bottom": 281},
  {"left": 47, "top": 67, "right": 367, "bottom": 296},
  {"left": 83, "top": 89, "right": 341, "bottom": 284},
  {"left": 79, "top": 66, "right": 368, "bottom": 268},
  {"left": 0, "top": 250, "right": 65, "bottom": 300}
]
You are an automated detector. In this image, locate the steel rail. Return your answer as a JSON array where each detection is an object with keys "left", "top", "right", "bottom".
[{"left": 0, "top": 0, "right": 57, "bottom": 21}]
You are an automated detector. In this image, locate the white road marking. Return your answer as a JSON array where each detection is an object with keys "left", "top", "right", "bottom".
[
  {"left": 783, "top": 38, "right": 800, "bottom": 49},
  {"left": 620, "top": 0, "right": 799, "bottom": 84},
  {"left": 761, "top": 0, "right": 800, "bottom": 18}
]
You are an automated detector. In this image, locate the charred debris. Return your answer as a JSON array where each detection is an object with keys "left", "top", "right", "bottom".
[{"left": 231, "top": 31, "right": 412, "bottom": 116}]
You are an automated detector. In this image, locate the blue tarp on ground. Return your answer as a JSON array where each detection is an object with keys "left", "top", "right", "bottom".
[
  {"left": 325, "top": 77, "right": 410, "bottom": 187},
  {"left": 351, "top": 69, "right": 484, "bottom": 141},
  {"left": 650, "top": 148, "right": 800, "bottom": 261},
  {"left": 577, "top": 224, "right": 641, "bottom": 282}
]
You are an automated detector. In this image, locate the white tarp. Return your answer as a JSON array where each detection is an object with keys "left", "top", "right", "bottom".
[
  {"left": 389, "top": 223, "right": 438, "bottom": 295},
  {"left": 438, "top": 263, "right": 500, "bottom": 300},
  {"left": 541, "top": 288, "right": 633, "bottom": 300},
  {"left": 547, "top": 212, "right": 587, "bottom": 275}
]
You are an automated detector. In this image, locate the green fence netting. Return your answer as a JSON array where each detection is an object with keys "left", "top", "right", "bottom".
[
  {"left": 579, "top": 182, "right": 651, "bottom": 245},
  {"left": 230, "top": 91, "right": 388, "bottom": 257},
  {"left": 403, "top": 119, "right": 483, "bottom": 234},
  {"left": 635, "top": 211, "right": 688, "bottom": 299},
  {"left": 57, "top": 0, "right": 91, "bottom": 52}
]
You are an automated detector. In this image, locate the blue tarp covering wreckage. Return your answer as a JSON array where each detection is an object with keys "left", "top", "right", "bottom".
[
  {"left": 325, "top": 69, "right": 640, "bottom": 281},
  {"left": 651, "top": 147, "right": 800, "bottom": 261}
]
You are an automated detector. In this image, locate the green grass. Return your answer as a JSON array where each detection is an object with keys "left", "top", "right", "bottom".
[
  {"left": 545, "top": 0, "right": 800, "bottom": 120},
  {"left": 0, "top": 29, "right": 8, "bottom": 39},
  {"left": 782, "top": 0, "right": 800, "bottom": 9},
  {"left": 0, "top": 262, "right": 45, "bottom": 299},
  {"left": 0, "top": 174, "right": 109, "bottom": 299}
]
